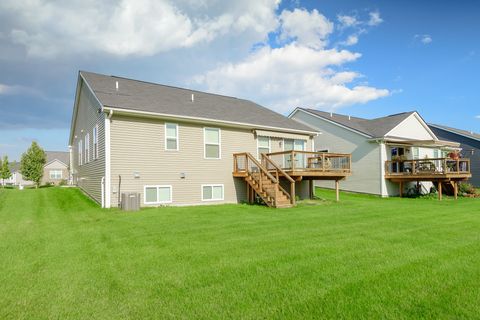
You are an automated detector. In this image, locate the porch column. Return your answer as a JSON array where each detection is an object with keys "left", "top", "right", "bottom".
[
  {"left": 438, "top": 182, "right": 442, "bottom": 201},
  {"left": 454, "top": 181, "right": 458, "bottom": 200}
]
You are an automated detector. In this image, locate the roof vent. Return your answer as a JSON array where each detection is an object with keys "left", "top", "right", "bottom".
[
  {"left": 191, "top": 93, "right": 194, "bottom": 102},
  {"left": 330, "top": 112, "right": 333, "bottom": 117},
  {"left": 348, "top": 115, "right": 351, "bottom": 120},
  {"left": 115, "top": 81, "right": 119, "bottom": 91}
]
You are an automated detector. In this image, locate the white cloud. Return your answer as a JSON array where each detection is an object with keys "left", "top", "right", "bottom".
[
  {"left": 337, "top": 15, "right": 358, "bottom": 28},
  {"left": 475, "top": 115, "right": 480, "bottom": 119},
  {"left": 367, "top": 11, "right": 383, "bottom": 26},
  {"left": 1, "top": 0, "right": 280, "bottom": 57},
  {"left": 414, "top": 34, "right": 432, "bottom": 44},
  {"left": 279, "top": 8, "right": 334, "bottom": 49},
  {"left": 193, "top": 43, "right": 389, "bottom": 112},
  {"left": 342, "top": 35, "right": 359, "bottom": 46}
]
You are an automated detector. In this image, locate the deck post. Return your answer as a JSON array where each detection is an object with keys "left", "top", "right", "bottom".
[
  {"left": 309, "top": 179, "right": 314, "bottom": 199},
  {"left": 335, "top": 180, "right": 339, "bottom": 202},
  {"left": 399, "top": 181, "right": 403, "bottom": 198},
  {"left": 454, "top": 181, "right": 458, "bottom": 200},
  {"left": 438, "top": 182, "right": 442, "bottom": 201},
  {"left": 291, "top": 181, "right": 296, "bottom": 206}
]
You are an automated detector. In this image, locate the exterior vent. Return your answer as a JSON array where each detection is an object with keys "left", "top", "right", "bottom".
[
  {"left": 115, "top": 81, "right": 119, "bottom": 91},
  {"left": 191, "top": 93, "right": 194, "bottom": 102}
]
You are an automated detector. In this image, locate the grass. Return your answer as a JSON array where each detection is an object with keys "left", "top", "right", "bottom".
[{"left": 0, "top": 187, "right": 479, "bottom": 319}]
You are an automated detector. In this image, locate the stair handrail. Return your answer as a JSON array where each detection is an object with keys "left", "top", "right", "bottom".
[{"left": 262, "top": 154, "right": 296, "bottom": 205}]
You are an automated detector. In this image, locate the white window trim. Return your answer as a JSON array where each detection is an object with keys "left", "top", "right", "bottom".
[
  {"left": 49, "top": 170, "right": 62, "bottom": 179},
  {"left": 144, "top": 185, "right": 173, "bottom": 205},
  {"left": 256, "top": 136, "right": 271, "bottom": 159},
  {"left": 78, "top": 140, "right": 83, "bottom": 166},
  {"left": 85, "top": 133, "right": 90, "bottom": 163},
  {"left": 203, "top": 127, "right": 221, "bottom": 159},
  {"left": 201, "top": 184, "right": 224, "bottom": 201},
  {"left": 93, "top": 124, "right": 99, "bottom": 160},
  {"left": 164, "top": 123, "right": 179, "bottom": 151}
]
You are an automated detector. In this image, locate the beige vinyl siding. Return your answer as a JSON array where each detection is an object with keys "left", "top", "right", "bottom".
[
  {"left": 42, "top": 160, "right": 68, "bottom": 185},
  {"left": 109, "top": 115, "right": 311, "bottom": 207},
  {"left": 71, "top": 80, "right": 106, "bottom": 204},
  {"left": 292, "top": 111, "right": 382, "bottom": 195}
]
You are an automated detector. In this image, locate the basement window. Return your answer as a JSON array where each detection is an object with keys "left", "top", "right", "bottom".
[
  {"left": 144, "top": 185, "right": 172, "bottom": 204},
  {"left": 202, "top": 184, "right": 224, "bottom": 201}
]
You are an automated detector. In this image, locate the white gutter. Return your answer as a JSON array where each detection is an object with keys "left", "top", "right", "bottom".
[{"left": 102, "top": 106, "right": 318, "bottom": 136}]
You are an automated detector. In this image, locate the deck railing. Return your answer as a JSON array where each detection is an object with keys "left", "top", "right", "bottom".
[
  {"left": 265, "top": 151, "right": 352, "bottom": 173},
  {"left": 385, "top": 158, "right": 471, "bottom": 176}
]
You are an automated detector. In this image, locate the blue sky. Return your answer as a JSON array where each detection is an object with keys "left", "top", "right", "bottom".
[{"left": 0, "top": 0, "right": 478, "bottom": 161}]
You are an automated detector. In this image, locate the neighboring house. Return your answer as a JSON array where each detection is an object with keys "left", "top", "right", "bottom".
[
  {"left": 1, "top": 162, "right": 34, "bottom": 186},
  {"left": 42, "top": 151, "right": 70, "bottom": 185},
  {"left": 429, "top": 124, "right": 480, "bottom": 186},
  {"left": 70, "top": 71, "right": 352, "bottom": 208},
  {"left": 289, "top": 108, "right": 471, "bottom": 198}
]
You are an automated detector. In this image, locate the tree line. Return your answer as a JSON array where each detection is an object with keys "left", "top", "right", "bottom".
[{"left": 1, "top": 142, "right": 46, "bottom": 188}]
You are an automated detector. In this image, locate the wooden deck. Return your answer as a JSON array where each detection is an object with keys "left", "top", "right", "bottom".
[
  {"left": 385, "top": 158, "right": 471, "bottom": 200},
  {"left": 233, "top": 151, "right": 352, "bottom": 203}
]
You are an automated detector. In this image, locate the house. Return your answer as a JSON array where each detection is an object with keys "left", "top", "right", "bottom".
[
  {"left": 42, "top": 151, "right": 70, "bottom": 185},
  {"left": 428, "top": 124, "right": 479, "bottom": 187},
  {"left": 0, "top": 152, "right": 69, "bottom": 187},
  {"left": 289, "top": 108, "right": 471, "bottom": 199},
  {"left": 1, "top": 162, "right": 34, "bottom": 186},
  {"left": 69, "top": 71, "right": 352, "bottom": 208}
]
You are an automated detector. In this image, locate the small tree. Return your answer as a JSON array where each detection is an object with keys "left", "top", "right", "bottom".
[
  {"left": 20, "top": 142, "right": 46, "bottom": 188},
  {"left": 0, "top": 155, "right": 12, "bottom": 188}
]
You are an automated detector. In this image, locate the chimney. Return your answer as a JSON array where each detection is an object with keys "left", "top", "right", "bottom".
[
  {"left": 115, "top": 81, "right": 119, "bottom": 91},
  {"left": 191, "top": 93, "right": 194, "bottom": 102}
]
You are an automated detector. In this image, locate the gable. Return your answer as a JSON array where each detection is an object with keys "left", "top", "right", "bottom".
[
  {"left": 45, "top": 159, "right": 68, "bottom": 169},
  {"left": 385, "top": 113, "right": 436, "bottom": 141}
]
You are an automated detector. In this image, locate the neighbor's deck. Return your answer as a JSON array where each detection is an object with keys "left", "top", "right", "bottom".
[{"left": 385, "top": 158, "right": 471, "bottom": 200}]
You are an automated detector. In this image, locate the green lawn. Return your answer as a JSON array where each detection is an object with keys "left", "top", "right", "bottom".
[{"left": 0, "top": 187, "right": 479, "bottom": 319}]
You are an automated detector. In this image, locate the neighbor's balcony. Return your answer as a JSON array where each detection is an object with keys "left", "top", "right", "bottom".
[{"left": 385, "top": 158, "right": 471, "bottom": 179}]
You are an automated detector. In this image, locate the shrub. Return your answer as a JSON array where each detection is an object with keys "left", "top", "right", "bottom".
[{"left": 458, "top": 183, "right": 476, "bottom": 195}]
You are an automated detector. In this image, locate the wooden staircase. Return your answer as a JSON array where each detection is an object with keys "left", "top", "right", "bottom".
[
  {"left": 246, "top": 172, "right": 292, "bottom": 208},
  {"left": 233, "top": 153, "right": 296, "bottom": 208}
]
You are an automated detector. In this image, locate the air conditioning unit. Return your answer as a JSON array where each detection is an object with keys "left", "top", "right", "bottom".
[{"left": 121, "top": 192, "right": 141, "bottom": 211}]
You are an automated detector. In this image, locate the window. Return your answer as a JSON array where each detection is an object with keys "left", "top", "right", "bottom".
[
  {"left": 165, "top": 123, "right": 178, "bottom": 150},
  {"left": 93, "top": 124, "right": 98, "bottom": 160},
  {"left": 49, "top": 170, "right": 62, "bottom": 179},
  {"left": 204, "top": 128, "right": 221, "bottom": 159},
  {"left": 283, "top": 139, "right": 306, "bottom": 168},
  {"left": 78, "top": 140, "right": 83, "bottom": 166},
  {"left": 412, "top": 147, "right": 419, "bottom": 159},
  {"left": 257, "top": 136, "right": 270, "bottom": 159},
  {"left": 85, "top": 133, "right": 90, "bottom": 163},
  {"left": 202, "top": 184, "right": 224, "bottom": 201},
  {"left": 144, "top": 185, "right": 172, "bottom": 204}
]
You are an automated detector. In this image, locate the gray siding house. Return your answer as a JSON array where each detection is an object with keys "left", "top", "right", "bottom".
[
  {"left": 42, "top": 151, "right": 70, "bottom": 185},
  {"left": 290, "top": 108, "right": 470, "bottom": 197},
  {"left": 429, "top": 124, "right": 479, "bottom": 187},
  {"left": 69, "top": 71, "right": 318, "bottom": 208}
]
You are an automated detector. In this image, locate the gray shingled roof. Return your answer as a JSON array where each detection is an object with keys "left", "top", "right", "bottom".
[
  {"left": 45, "top": 151, "right": 69, "bottom": 167},
  {"left": 429, "top": 124, "right": 480, "bottom": 142},
  {"left": 301, "top": 108, "right": 416, "bottom": 138},
  {"left": 80, "top": 71, "right": 315, "bottom": 133}
]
